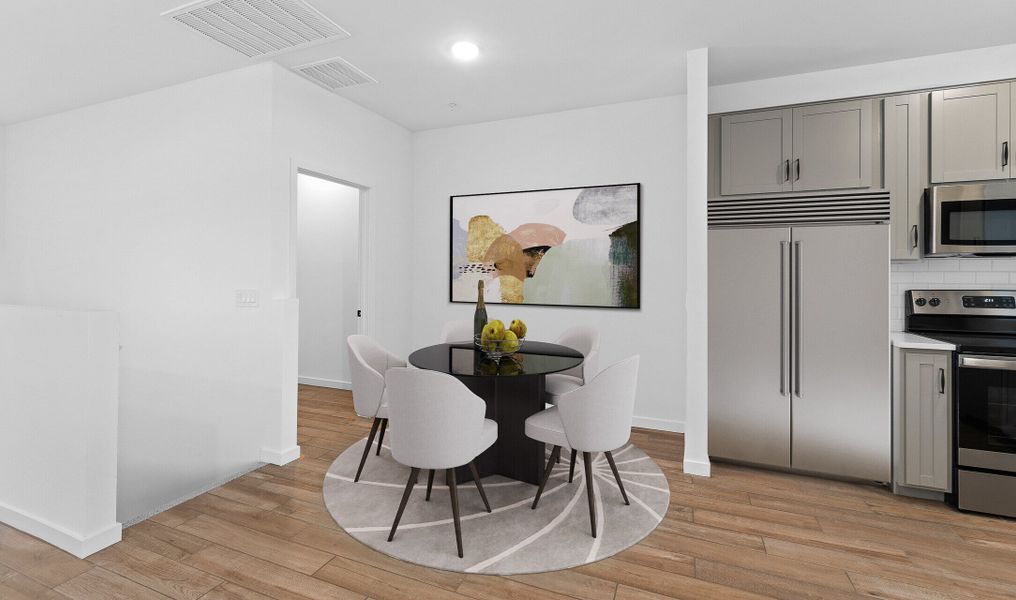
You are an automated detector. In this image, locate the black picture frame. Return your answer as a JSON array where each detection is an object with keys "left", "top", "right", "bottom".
[{"left": 449, "top": 182, "right": 641, "bottom": 309}]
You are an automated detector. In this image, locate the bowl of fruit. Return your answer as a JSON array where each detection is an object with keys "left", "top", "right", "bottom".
[{"left": 475, "top": 319, "right": 527, "bottom": 361}]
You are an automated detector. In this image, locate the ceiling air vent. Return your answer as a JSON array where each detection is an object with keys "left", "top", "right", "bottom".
[
  {"left": 293, "top": 57, "right": 378, "bottom": 91},
  {"left": 164, "top": 0, "right": 350, "bottom": 58}
]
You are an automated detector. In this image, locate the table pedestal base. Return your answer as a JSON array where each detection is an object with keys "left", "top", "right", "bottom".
[{"left": 455, "top": 375, "right": 546, "bottom": 485}]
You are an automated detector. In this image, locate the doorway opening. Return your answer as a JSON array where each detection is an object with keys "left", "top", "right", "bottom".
[{"left": 295, "top": 171, "right": 363, "bottom": 390}]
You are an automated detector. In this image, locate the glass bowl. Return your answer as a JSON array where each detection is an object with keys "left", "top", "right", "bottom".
[{"left": 473, "top": 334, "right": 525, "bottom": 361}]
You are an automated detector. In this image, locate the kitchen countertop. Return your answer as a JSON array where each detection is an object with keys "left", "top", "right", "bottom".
[{"left": 891, "top": 332, "right": 956, "bottom": 351}]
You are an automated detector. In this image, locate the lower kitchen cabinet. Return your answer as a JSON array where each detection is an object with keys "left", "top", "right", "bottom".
[{"left": 901, "top": 350, "right": 952, "bottom": 492}]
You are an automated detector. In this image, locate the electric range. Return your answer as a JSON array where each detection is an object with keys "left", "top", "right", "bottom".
[{"left": 906, "top": 290, "right": 1016, "bottom": 518}]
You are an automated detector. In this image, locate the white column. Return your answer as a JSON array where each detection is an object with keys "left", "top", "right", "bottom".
[{"left": 683, "top": 48, "right": 711, "bottom": 477}]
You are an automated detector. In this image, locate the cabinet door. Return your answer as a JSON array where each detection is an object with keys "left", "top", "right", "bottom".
[
  {"left": 931, "top": 83, "right": 1010, "bottom": 183},
  {"left": 791, "top": 99, "right": 873, "bottom": 191},
  {"left": 903, "top": 352, "right": 951, "bottom": 491},
  {"left": 886, "top": 94, "right": 928, "bottom": 260},
  {"left": 708, "top": 227, "right": 792, "bottom": 468},
  {"left": 790, "top": 224, "right": 890, "bottom": 481},
  {"left": 720, "top": 109, "right": 793, "bottom": 195}
]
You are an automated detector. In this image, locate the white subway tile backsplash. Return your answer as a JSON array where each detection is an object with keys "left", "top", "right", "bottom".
[
  {"left": 890, "top": 257, "right": 1016, "bottom": 328},
  {"left": 976, "top": 271, "right": 1010, "bottom": 284},
  {"left": 927, "top": 259, "right": 960, "bottom": 271},
  {"left": 960, "top": 258, "right": 993, "bottom": 271}
]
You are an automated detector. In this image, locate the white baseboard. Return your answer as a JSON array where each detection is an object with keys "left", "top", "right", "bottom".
[
  {"left": 261, "top": 445, "right": 301, "bottom": 465},
  {"left": 0, "top": 501, "right": 121, "bottom": 559},
  {"left": 632, "top": 416, "right": 684, "bottom": 433},
  {"left": 683, "top": 458, "right": 712, "bottom": 477},
  {"left": 298, "top": 376, "right": 351, "bottom": 390}
]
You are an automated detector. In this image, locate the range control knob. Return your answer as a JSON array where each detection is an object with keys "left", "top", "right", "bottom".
[
  {"left": 915, "top": 298, "right": 927, "bottom": 307},
  {"left": 929, "top": 297, "right": 941, "bottom": 307}
]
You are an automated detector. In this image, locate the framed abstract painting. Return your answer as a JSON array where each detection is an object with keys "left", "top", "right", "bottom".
[{"left": 450, "top": 183, "right": 640, "bottom": 308}]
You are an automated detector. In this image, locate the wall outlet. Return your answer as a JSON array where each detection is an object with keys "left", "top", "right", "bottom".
[{"left": 235, "top": 289, "right": 259, "bottom": 308}]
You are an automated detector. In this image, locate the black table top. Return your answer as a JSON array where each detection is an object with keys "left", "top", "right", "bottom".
[{"left": 408, "top": 341, "right": 584, "bottom": 378}]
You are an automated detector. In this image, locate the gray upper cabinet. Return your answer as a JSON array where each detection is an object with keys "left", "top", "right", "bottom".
[
  {"left": 720, "top": 109, "right": 793, "bottom": 195},
  {"left": 931, "top": 83, "right": 1011, "bottom": 183},
  {"left": 886, "top": 93, "right": 928, "bottom": 260},
  {"left": 791, "top": 100, "right": 873, "bottom": 192},
  {"left": 718, "top": 100, "right": 875, "bottom": 195},
  {"left": 902, "top": 351, "right": 951, "bottom": 492}
]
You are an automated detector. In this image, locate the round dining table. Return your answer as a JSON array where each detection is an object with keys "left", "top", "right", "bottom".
[{"left": 408, "top": 340, "right": 583, "bottom": 485}]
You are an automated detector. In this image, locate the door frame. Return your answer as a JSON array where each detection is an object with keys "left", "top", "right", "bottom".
[{"left": 288, "top": 161, "right": 376, "bottom": 339}]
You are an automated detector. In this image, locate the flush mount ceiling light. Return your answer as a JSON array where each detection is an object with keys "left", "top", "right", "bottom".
[
  {"left": 451, "top": 41, "right": 480, "bottom": 61},
  {"left": 164, "top": 0, "right": 350, "bottom": 58}
]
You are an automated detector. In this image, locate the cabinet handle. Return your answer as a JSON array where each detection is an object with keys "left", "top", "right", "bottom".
[
  {"left": 939, "top": 368, "right": 945, "bottom": 394},
  {"left": 784, "top": 159, "right": 790, "bottom": 182},
  {"left": 794, "top": 158, "right": 801, "bottom": 181},
  {"left": 911, "top": 224, "right": 919, "bottom": 250},
  {"left": 1004, "top": 141, "right": 1010, "bottom": 168}
]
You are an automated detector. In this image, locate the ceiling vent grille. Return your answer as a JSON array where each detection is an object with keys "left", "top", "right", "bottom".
[
  {"left": 293, "top": 57, "right": 378, "bottom": 91},
  {"left": 165, "top": 0, "right": 350, "bottom": 58}
]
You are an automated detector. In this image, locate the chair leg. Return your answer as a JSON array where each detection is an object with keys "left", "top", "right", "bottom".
[
  {"left": 532, "top": 445, "right": 561, "bottom": 509},
  {"left": 604, "top": 450, "right": 630, "bottom": 505},
  {"left": 375, "top": 418, "right": 388, "bottom": 456},
  {"left": 388, "top": 467, "right": 419, "bottom": 542},
  {"left": 354, "top": 417, "right": 382, "bottom": 482},
  {"left": 468, "top": 461, "right": 491, "bottom": 513},
  {"left": 447, "top": 468, "right": 463, "bottom": 558},
  {"left": 425, "top": 469, "right": 435, "bottom": 501},
  {"left": 568, "top": 449, "right": 577, "bottom": 483},
  {"left": 583, "top": 452, "right": 597, "bottom": 538}
]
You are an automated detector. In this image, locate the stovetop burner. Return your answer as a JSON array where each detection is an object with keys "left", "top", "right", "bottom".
[{"left": 906, "top": 290, "right": 1016, "bottom": 355}]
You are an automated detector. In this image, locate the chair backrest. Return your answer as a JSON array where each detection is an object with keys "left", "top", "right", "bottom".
[
  {"left": 385, "top": 367, "right": 487, "bottom": 470},
  {"left": 346, "top": 335, "right": 406, "bottom": 418},
  {"left": 556, "top": 325, "right": 601, "bottom": 383},
  {"left": 557, "top": 355, "right": 640, "bottom": 452},
  {"left": 440, "top": 319, "right": 474, "bottom": 343}
]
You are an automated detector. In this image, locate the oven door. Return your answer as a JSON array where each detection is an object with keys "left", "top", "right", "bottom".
[
  {"left": 927, "top": 182, "right": 1016, "bottom": 255},
  {"left": 956, "top": 354, "right": 1016, "bottom": 473}
]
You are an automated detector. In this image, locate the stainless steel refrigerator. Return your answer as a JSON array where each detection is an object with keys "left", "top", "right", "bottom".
[{"left": 708, "top": 223, "right": 890, "bottom": 482}]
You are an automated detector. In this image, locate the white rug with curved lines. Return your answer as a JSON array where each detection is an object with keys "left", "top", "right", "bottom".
[{"left": 322, "top": 436, "right": 669, "bottom": 574}]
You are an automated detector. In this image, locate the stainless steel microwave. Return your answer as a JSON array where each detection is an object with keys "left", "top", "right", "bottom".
[{"left": 927, "top": 182, "right": 1016, "bottom": 256}]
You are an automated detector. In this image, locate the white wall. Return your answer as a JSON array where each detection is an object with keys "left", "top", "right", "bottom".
[
  {"left": 412, "top": 97, "right": 687, "bottom": 433},
  {"left": 270, "top": 64, "right": 415, "bottom": 358},
  {"left": 710, "top": 43, "right": 1016, "bottom": 114},
  {"left": 0, "top": 65, "right": 285, "bottom": 523},
  {"left": 297, "top": 174, "right": 360, "bottom": 388},
  {"left": 0, "top": 305, "right": 120, "bottom": 557}
]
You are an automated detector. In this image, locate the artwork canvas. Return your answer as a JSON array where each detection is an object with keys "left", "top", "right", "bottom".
[{"left": 450, "top": 183, "right": 640, "bottom": 308}]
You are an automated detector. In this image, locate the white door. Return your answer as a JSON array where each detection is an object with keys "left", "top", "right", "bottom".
[{"left": 297, "top": 173, "right": 361, "bottom": 389}]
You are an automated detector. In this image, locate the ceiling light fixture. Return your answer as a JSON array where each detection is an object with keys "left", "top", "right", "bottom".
[{"left": 451, "top": 41, "right": 480, "bottom": 61}]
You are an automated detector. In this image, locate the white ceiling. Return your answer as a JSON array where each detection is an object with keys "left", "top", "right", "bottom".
[{"left": 3, "top": 1, "right": 1016, "bottom": 130}]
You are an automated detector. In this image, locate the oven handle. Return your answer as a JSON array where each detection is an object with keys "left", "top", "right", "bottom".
[{"left": 958, "top": 354, "right": 1016, "bottom": 371}]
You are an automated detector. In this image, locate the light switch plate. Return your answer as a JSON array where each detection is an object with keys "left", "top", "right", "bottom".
[{"left": 235, "top": 289, "right": 259, "bottom": 308}]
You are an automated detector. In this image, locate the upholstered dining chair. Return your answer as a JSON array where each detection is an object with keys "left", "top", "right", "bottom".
[
  {"left": 525, "top": 355, "right": 640, "bottom": 537},
  {"left": 544, "top": 325, "right": 601, "bottom": 470},
  {"left": 384, "top": 367, "right": 497, "bottom": 558},
  {"left": 440, "top": 319, "right": 474, "bottom": 343},
  {"left": 347, "top": 335, "right": 406, "bottom": 482}
]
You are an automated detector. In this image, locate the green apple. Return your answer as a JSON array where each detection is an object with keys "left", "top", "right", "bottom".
[
  {"left": 509, "top": 319, "right": 527, "bottom": 339},
  {"left": 502, "top": 330, "right": 519, "bottom": 353}
]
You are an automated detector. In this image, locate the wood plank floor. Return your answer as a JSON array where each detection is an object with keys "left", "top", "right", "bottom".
[{"left": 4, "top": 384, "right": 1016, "bottom": 599}]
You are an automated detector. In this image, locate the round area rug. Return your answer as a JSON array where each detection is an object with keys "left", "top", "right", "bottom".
[{"left": 322, "top": 436, "right": 669, "bottom": 574}]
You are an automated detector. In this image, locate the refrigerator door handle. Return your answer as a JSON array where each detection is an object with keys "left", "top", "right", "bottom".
[
  {"left": 793, "top": 240, "right": 802, "bottom": 398},
  {"left": 780, "top": 241, "right": 789, "bottom": 395}
]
